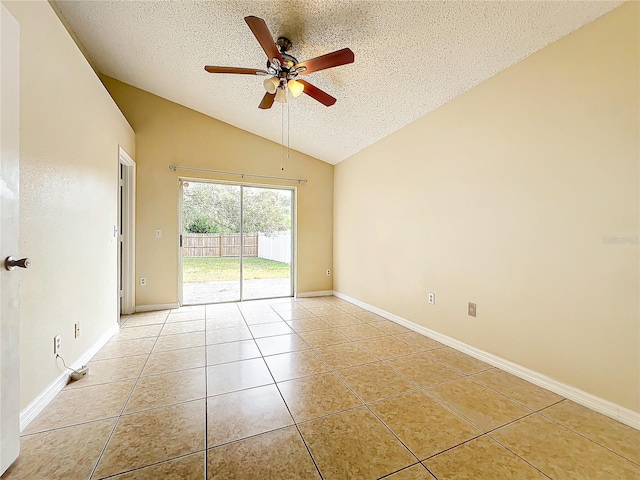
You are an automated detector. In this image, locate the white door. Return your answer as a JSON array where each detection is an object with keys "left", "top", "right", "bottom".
[{"left": 0, "top": 4, "right": 22, "bottom": 475}]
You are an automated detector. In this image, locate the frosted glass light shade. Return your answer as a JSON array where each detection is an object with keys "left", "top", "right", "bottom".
[
  {"left": 263, "top": 76, "right": 279, "bottom": 94},
  {"left": 274, "top": 87, "right": 287, "bottom": 103},
  {"left": 288, "top": 79, "right": 304, "bottom": 97}
]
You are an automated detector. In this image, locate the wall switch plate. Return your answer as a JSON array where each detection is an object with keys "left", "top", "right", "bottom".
[
  {"left": 326, "top": 269, "right": 331, "bottom": 276},
  {"left": 54, "top": 334, "right": 61, "bottom": 355},
  {"left": 468, "top": 302, "right": 476, "bottom": 317},
  {"left": 428, "top": 292, "right": 435, "bottom": 305},
  {"left": 155, "top": 229, "right": 162, "bottom": 238},
  {"left": 140, "top": 277, "right": 146, "bottom": 286},
  {"left": 74, "top": 322, "right": 80, "bottom": 338}
]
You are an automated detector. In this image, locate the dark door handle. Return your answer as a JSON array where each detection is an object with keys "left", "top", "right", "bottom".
[{"left": 5, "top": 256, "right": 30, "bottom": 271}]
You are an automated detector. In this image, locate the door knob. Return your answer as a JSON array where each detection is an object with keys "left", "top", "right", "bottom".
[{"left": 5, "top": 256, "right": 30, "bottom": 271}]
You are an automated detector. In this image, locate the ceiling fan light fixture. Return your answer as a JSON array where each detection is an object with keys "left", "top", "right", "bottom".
[
  {"left": 288, "top": 79, "right": 304, "bottom": 98},
  {"left": 263, "top": 76, "right": 279, "bottom": 94},
  {"left": 204, "top": 16, "right": 353, "bottom": 110},
  {"left": 274, "top": 87, "right": 287, "bottom": 103}
]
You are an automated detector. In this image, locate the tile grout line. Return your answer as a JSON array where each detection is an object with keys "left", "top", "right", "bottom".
[
  {"left": 204, "top": 423, "right": 308, "bottom": 453},
  {"left": 25, "top": 322, "right": 215, "bottom": 436},
  {"left": 20, "top": 300, "right": 348, "bottom": 478},
  {"left": 88, "top": 310, "right": 170, "bottom": 479},
  {"left": 91, "top": 297, "right": 635, "bottom": 478},
  {"left": 311, "top": 338, "right": 426, "bottom": 474},
  {"left": 96, "top": 304, "right": 496, "bottom": 474},
  {"left": 95, "top": 333, "right": 570, "bottom": 478},
  {"left": 241, "top": 302, "right": 326, "bottom": 480},
  {"left": 415, "top": 409, "right": 552, "bottom": 480},
  {"left": 484, "top": 417, "right": 554, "bottom": 480},
  {"left": 95, "top": 451, "right": 207, "bottom": 480},
  {"left": 307, "top": 340, "right": 478, "bottom": 480},
  {"left": 535, "top": 403, "right": 640, "bottom": 467},
  {"left": 166, "top": 303, "right": 211, "bottom": 479},
  {"left": 326, "top": 301, "right": 613, "bottom": 466},
  {"left": 287, "top": 302, "right": 561, "bottom": 478},
  {"left": 467, "top": 374, "right": 560, "bottom": 411},
  {"left": 281, "top": 300, "right": 400, "bottom": 476},
  {"left": 272, "top": 308, "right": 324, "bottom": 460},
  {"left": 266, "top": 303, "right": 433, "bottom": 475},
  {"left": 376, "top": 463, "right": 437, "bottom": 479},
  {"left": 86, "top": 396, "right": 209, "bottom": 421},
  {"left": 21, "top": 415, "right": 123, "bottom": 439},
  {"left": 419, "top": 386, "right": 520, "bottom": 439},
  {"left": 371, "top": 346, "right": 560, "bottom": 436},
  {"left": 203, "top": 305, "right": 212, "bottom": 479},
  {"left": 350, "top": 352, "right": 502, "bottom": 455},
  {"left": 204, "top": 303, "right": 242, "bottom": 480}
]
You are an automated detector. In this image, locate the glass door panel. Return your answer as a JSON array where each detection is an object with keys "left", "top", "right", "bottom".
[
  {"left": 181, "top": 181, "right": 241, "bottom": 304},
  {"left": 241, "top": 186, "right": 293, "bottom": 300}
]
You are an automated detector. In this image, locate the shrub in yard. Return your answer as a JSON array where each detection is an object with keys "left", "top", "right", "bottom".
[{"left": 187, "top": 216, "right": 220, "bottom": 233}]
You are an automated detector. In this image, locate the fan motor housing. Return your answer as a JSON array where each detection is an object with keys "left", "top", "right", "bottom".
[
  {"left": 276, "top": 37, "right": 292, "bottom": 52},
  {"left": 267, "top": 37, "right": 299, "bottom": 77}
]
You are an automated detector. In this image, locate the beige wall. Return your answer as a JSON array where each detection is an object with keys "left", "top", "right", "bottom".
[
  {"left": 102, "top": 78, "right": 334, "bottom": 307},
  {"left": 3, "top": 1, "right": 135, "bottom": 408},
  {"left": 334, "top": 3, "right": 639, "bottom": 412}
]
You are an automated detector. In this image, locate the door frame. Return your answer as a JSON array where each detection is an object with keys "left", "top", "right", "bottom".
[
  {"left": 118, "top": 147, "right": 136, "bottom": 315},
  {"left": 0, "top": 4, "right": 21, "bottom": 474},
  {"left": 177, "top": 177, "right": 296, "bottom": 305}
]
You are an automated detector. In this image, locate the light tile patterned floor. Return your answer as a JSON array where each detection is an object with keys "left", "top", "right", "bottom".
[{"left": 3, "top": 296, "right": 639, "bottom": 479}]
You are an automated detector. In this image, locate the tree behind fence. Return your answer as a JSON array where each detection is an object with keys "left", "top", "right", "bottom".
[{"left": 183, "top": 233, "right": 258, "bottom": 257}]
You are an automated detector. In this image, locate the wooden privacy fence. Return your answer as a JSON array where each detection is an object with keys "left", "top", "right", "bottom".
[{"left": 182, "top": 233, "right": 258, "bottom": 257}]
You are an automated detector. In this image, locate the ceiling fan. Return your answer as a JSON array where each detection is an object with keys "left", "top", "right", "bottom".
[{"left": 204, "top": 16, "right": 354, "bottom": 109}]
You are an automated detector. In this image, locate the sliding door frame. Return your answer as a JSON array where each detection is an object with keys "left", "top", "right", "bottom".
[{"left": 177, "top": 177, "right": 296, "bottom": 306}]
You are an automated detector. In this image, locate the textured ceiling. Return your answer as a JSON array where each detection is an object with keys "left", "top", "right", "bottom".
[{"left": 55, "top": 1, "right": 621, "bottom": 164}]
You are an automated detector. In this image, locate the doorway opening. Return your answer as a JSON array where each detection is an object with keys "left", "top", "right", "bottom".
[
  {"left": 179, "top": 180, "right": 294, "bottom": 305},
  {"left": 118, "top": 147, "right": 136, "bottom": 317}
]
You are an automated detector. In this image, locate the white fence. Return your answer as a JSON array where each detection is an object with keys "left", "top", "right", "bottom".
[{"left": 258, "top": 231, "right": 291, "bottom": 264}]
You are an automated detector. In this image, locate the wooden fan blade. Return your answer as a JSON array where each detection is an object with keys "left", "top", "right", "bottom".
[
  {"left": 244, "top": 16, "right": 283, "bottom": 64},
  {"left": 295, "top": 48, "right": 354, "bottom": 75},
  {"left": 204, "top": 66, "right": 268, "bottom": 75},
  {"left": 297, "top": 80, "right": 336, "bottom": 107},
  {"left": 259, "top": 92, "right": 276, "bottom": 109}
]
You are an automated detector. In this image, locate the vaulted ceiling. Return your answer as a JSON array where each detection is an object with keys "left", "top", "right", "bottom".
[{"left": 55, "top": 1, "right": 621, "bottom": 164}]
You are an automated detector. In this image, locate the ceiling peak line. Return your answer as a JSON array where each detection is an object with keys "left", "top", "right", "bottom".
[{"left": 168, "top": 165, "right": 308, "bottom": 184}]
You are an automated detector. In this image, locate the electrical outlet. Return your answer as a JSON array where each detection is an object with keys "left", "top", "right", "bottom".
[
  {"left": 428, "top": 292, "right": 435, "bottom": 305},
  {"left": 140, "top": 277, "right": 146, "bottom": 286},
  {"left": 155, "top": 229, "right": 162, "bottom": 238},
  {"left": 54, "top": 334, "right": 61, "bottom": 355},
  {"left": 468, "top": 302, "right": 477, "bottom": 317},
  {"left": 74, "top": 322, "right": 80, "bottom": 338},
  {"left": 326, "top": 269, "right": 331, "bottom": 276}
]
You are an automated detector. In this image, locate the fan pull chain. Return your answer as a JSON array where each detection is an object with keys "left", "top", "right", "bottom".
[
  {"left": 287, "top": 100, "right": 291, "bottom": 166},
  {"left": 281, "top": 101, "right": 284, "bottom": 171}
]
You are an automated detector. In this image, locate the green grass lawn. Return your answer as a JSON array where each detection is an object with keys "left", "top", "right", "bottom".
[{"left": 183, "top": 257, "right": 290, "bottom": 283}]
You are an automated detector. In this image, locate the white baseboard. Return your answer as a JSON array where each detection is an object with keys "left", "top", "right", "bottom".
[
  {"left": 19, "top": 323, "right": 119, "bottom": 432},
  {"left": 135, "top": 302, "right": 180, "bottom": 312},
  {"left": 334, "top": 291, "right": 640, "bottom": 430},
  {"left": 296, "top": 290, "right": 334, "bottom": 298}
]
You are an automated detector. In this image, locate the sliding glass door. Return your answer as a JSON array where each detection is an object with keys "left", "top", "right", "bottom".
[
  {"left": 242, "top": 186, "right": 293, "bottom": 300},
  {"left": 180, "top": 180, "right": 293, "bottom": 305},
  {"left": 181, "top": 181, "right": 241, "bottom": 304}
]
